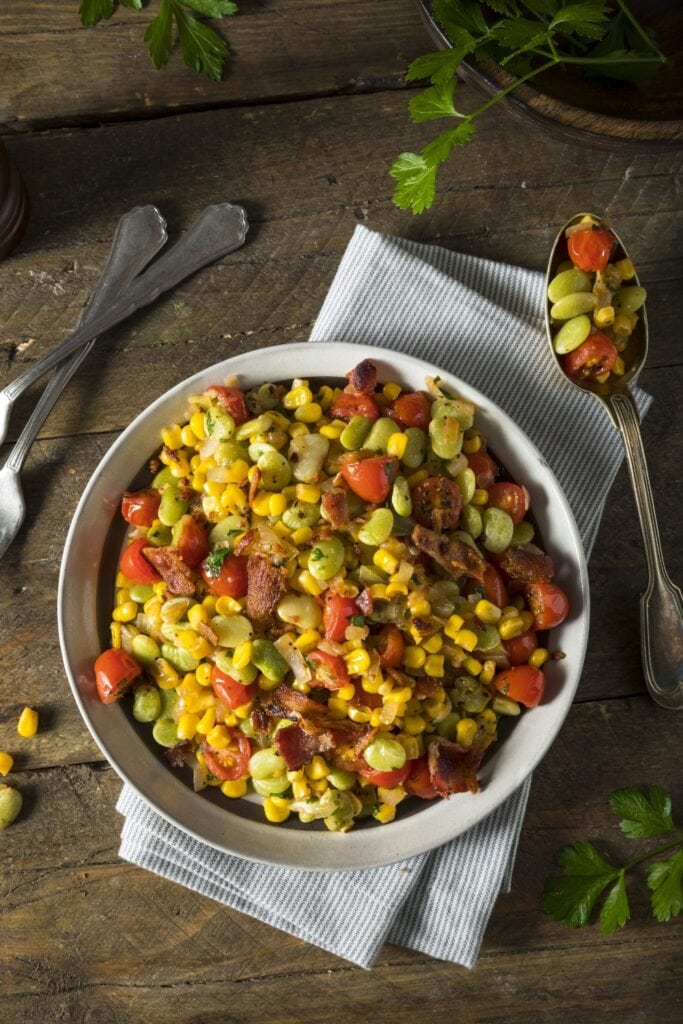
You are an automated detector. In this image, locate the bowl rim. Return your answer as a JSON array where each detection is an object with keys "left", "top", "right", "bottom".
[{"left": 58, "top": 341, "right": 590, "bottom": 872}]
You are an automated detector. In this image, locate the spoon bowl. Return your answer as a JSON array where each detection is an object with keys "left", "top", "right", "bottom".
[{"left": 545, "top": 213, "right": 683, "bottom": 710}]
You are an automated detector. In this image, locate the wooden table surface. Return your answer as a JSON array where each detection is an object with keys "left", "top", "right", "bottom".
[{"left": 1, "top": 3, "right": 681, "bottom": 1022}]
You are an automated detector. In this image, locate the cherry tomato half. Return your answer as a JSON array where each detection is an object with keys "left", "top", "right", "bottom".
[
  {"left": 567, "top": 227, "right": 613, "bottom": 273},
  {"left": 206, "top": 385, "right": 250, "bottom": 426},
  {"left": 119, "top": 537, "right": 160, "bottom": 585},
  {"left": 94, "top": 648, "right": 142, "bottom": 704},
  {"left": 495, "top": 665, "right": 545, "bottom": 708},
  {"left": 200, "top": 553, "right": 248, "bottom": 598},
  {"left": 404, "top": 755, "right": 438, "bottom": 800},
  {"left": 526, "top": 582, "right": 569, "bottom": 631},
  {"left": 357, "top": 762, "right": 411, "bottom": 788},
  {"left": 563, "top": 333, "right": 618, "bottom": 381},
  {"left": 174, "top": 515, "right": 209, "bottom": 569},
  {"left": 487, "top": 482, "right": 529, "bottom": 525},
  {"left": 330, "top": 392, "right": 380, "bottom": 422},
  {"left": 121, "top": 489, "right": 160, "bottom": 527},
  {"left": 201, "top": 732, "right": 252, "bottom": 781},
  {"left": 211, "top": 666, "right": 256, "bottom": 709},
  {"left": 503, "top": 628, "right": 538, "bottom": 665},
  {"left": 323, "top": 593, "right": 359, "bottom": 644},
  {"left": 308, "top": 649, "right": 350, "bottom": 690},
  {"left": 392, "top": 391, "right": 431, "bottom": 431},
  {"left": 467, "top": 450, "right": 497, "bottom": 490},
  {"left": 482, "top": 562, "right": 508, "bottom": 608},
  {"left": 374, "top": 624, "right": 406, "bottom": 669},
  {"left": 340, "top": 455, "right": 398, "bottom": 504}
]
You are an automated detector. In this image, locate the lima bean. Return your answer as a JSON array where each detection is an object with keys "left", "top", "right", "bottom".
[
  {"left": 429, "top": 415, "right": 462, "bottom": 460},
  {"left": 282, "top": 500, "right": 320, "bottom": 531},
  {"left": 277, "top": 593, "right": 322, "bottom": 631},
  {"left": 211, "top": 614, "right": 253, "bottom": 648},
  {"left": 547, "top": 267, "right": 592, "bottom": 303},
  {"left": 210, "top": 514, "right": 249, "bottom": 546},
  {"left": 550, "top": 292, "right": 598, "bottom": 320},
  {"left": 432, "top": 398, "right": 475, "bottom": 430},
  {"left": 553, "top": 314, "right": 592, "bottom": 354},
  {"left": 402, "top": 427, "right": 427, "bottom": 468},
  {"left": 207, "top": 411, "right": 235, "bottom": 441},
  {"left": 258, "top": 450, "right": 292, "bottom": 490},
  {"left": 249, "top": 747, "right": 287, "bottom": 780},
  {"left": 476, "top": 625, "right": 501, "bottom": 651},
  {"left": 251, "top": 639, "right": 289, "bottom": 682},
  {"left": 234, "top": 413, "right": 273, "bottom": 442},
  {"left": 455, "top": 467, "right": 476, "bottom": 505},
  {"left": 391, "top": 476, "right": 412, "bottom": 518},
  {"left": 130, "top": 583, "right": 155, "bottom": 603},
  {"left": 252, "top": 776, "right": 291, "bottom": 796},
  {"left": 132, "top": 683, "right": 162, "bottom": 723},
  {"left": 511, "top": 520, "right": 535, "bottom": 547},
  {"left": 358, "top": 508, "right": 394, "bottom": 547},
  {"left": 364, "top": 417, "right": 400, "bottom": 453},
  {"left": 308, "top": 536, "right": 345, "bottom": 580},
  {"left": 615, "top": 285, "right": 646, "bottom": 315},
  {"left": 158, "top": 487, "right": 188, "bottom": 526},
  {"left": 364, "top": 736, "right": 406, "bottom": 772},
  {"left": 146, "top": 522, "right": 173, "bottom": 547},
  {"left": 460, "top": 504, "right": 482, "bottom": 539},
  {"left": 481, "top": 507, "right": 514, "bottom": 553},
  {"left": 152, "top": 466, "right": 176, "bottom": 490},
  {"left": 340, "top": 415, "right": 372, "bottom": 451},
  {"left": 215, "top": 441, "right": 249, "bottom": 467},
  {"left": 215, "top": 652, "right": 258, "bottom": 685},
  {"left": 160, "top": 642, "right": 198, "bottom": 673},
  {"left": 0, "top": 785, "right": 22, "bottom": 829},
  {"left": 131, "top": 634, "right": 161, "bottom": 666},
  {"left": 152, "top": 719, "right": 179, "bottom": 748}
]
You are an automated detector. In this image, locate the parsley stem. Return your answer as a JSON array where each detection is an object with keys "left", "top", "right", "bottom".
[
  {"left": 468, "top": 58, "right": 558, "bottom": 121},
  {"left": 615, "top": 0, "right": 666, "bottom": 62},
  {"left": 623, "top": 834, "right": 683, "bottom": 873}
]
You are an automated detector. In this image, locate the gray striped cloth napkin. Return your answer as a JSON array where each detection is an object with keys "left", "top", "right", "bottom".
[{"left": 118, "top": 225, "right": 649, "bottom": 968}]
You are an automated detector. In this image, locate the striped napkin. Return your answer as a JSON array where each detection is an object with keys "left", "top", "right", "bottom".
[{"left": 118, "top": 225, "right": 649, "bottom": 968}]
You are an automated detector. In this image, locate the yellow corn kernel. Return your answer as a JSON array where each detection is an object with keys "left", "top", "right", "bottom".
[
  {"left": 295, "top": 483, "right": 321, "bottom": 504},
  {"left": 377, "top": 785, "right": 407, "bottom": 807},
  {"left": 347, "top": 706, "right": 371, "bottom": 724},
  {"left": 463, "top": 433, "right": 482, "bottom": 454},
  {"left": 615, "top": 257, "right": 635, "bottom": 281},
  {"left": 406, "top": 468, "right": 428, "bottom": 488},
  {"left": 424, "top": 655, "right": 444, "bottom": 678},
  {"left": 151, "top": 658, "right": 179, "bottom": 689},
  {"left": 344, "top": 649, "right": 371, "bottom": 675},
  {"left": 456, "top": 717, "right": 477, "bottom": 748},
  {"left": 444, "top": 614, "right": 465, "bottom": 639},
  {"left": 188, "top": 411, "right": 206, "bottom": 441},
  {"left": 161, "top": 424, "right": 183, "bottom": 449},
  {"left": 475, "top": 599, "right": 502, "bottom": 624},
  {"left": 110, "top": 622, "right": 122, "bottom": 650},
  {"left": 265, "top": 493, "right": 286, "bottom": 518},
  {"left": 373, "top": 803, "right": 396, "bottom": 825},
  {"left": 529, "top": 647, "right": 550, "bottom": 668},
  {"left": 215, "top": 595, "right": 242, "bottom": 615},
  {"left": 369, "top": 583, "right": 388, "bottom": 600},
  {"left": 293, "top": 629, "right": 321, "bottom": 654},
  {"left": 205, "top": 480, "right": 226, "bottom": 499},
  {"left": 112, "top": 601, "right": 138, "bottom": 623},
  {"left": 594, "top": 305, "right": 615, "bottom": 328},
  {"left": 191, "top": 471, "right": 207, "bottom": 491},
  {"left": 115, "top": 588, "right": 131, "bottom": 606},
  {"left": 180, "top": 424, "right": 196, "bottom": 447},
  {"left": 177, "top": 713, "right": 199, "bottom": 741},
  {"left": 250, "top": 491, "right": 271, "bottom": 517},
  {"left": 595, "top": 370, "right": 611, "bottom": 384},
  {"left": 396, "top": 734, "right": 421, "bottom": 760},
  {"left": 175, "top": 629, "right": 197, "bottom": 651},
  {"left": 181, "top": 672, "right": 201, "bottom": 696},
  {"left": 234, "top": 701, "right": 252, "bottom": 719},
  {"left": 292, "top": 777, "right": 311, "bottom": 800},
  {"left": 206, "top": 724, "right": 231, "bottom": 749},
  {"left": 518, "top": 611, "right": 534, "bottom": 632},
  {"left": 201, "top": 596, "right": 217, "bottom": 616},
  {"left": 153, "top": 580, "right": 168, "bottom": 597},
  {"left": 480, "top": 659, "right": 496, "bottom": 685},
  {"left": 222, "top": 484, "right": 248, "bottom": 515},
  {"left": 499, "top": 616, "right": 525, "bottom": 640},
  {"left": 115, "top": 571, "right": 128, "bottom": 588},
  {"left": 471, "top": 488, "right": 489, "bottom": 506},
  {"left": 17, "top": 707, "right": 39, "bottom": 738},
  {"left": 230, "top": 641, "right": 252, "bottom": 671},
  {"left": 463, "top": 656, "right": 483, "bottom": 676},
  {"left": 373, "top": 549, "right": 398, "bottom": 575},
  {"left": 187, "top": 604, "right": 208, "bottom": 629},
  {"left": 221, "top": 778, "right": 248, "bottom": 798},
  {"left": 170, "top": 457, "right": 191, "bottom": 480},
  {"left": 298, "top": 570, "right": 323, "bottom": 597},
  {"left": 367, "top": 709, "right": 381, "bottom": 728},
  {"left": 385, "top": 686, "right": 412, "bottom": 705},
  {"left": 319, "top": 421, "right": 344, "bottom": 440},
  {"left": 403, "top": 646, "right": 426, "bottom": 670},
  {"left": 383, "top": 582, "right": 407, "bottom": 599},
  {"left": 195, "top": 708, "right": 216, "bottom": 736},
  {"left": 422, "top": 633, "right": 443, "bottom": 654},
  {"left": 612, "top": 356, "right": 626, "bottom": 376},
  {"left": 286, "top": 422, "right": 307, "bottom": 439},
  {"left": 287, "top": 525, "right": 310, "bottom": 547},
  {"left": 306, "top": 756, "right": 329, "bottom": 780},
  {"left": 263, "top": 797, "right": 290, "bottom": 823},
  {"left": 0, "top": 752, "right": 14, "bottom": 775},
  {"left": 382, "top": 381, "right": 402, "bottom": 401},
  {"left": 283, "top": 384, "right": 313, "bottom": 409},
  {"left": 387, "top": 432, "right": 408, "bottom": 459},
  {"left": 613, "top": 312, "right": 635, "bottom": 336},
  {"left": 327, "top": 697, "right": 349, "bottom": 719},
  {"left": 454, "top": 628, "right": 478, "bottom": 652},
  {"left": 225, "top": 459, "right": 249, "bottom": 483},
  {"left": 258, "top": 672, "right": 281, "bottom": 693},
  {"left": 407, "top": 597, "right": 431, "bottom": 620},
  {"left": 295, "top": 402, "right": 323, "bottom": 424}
]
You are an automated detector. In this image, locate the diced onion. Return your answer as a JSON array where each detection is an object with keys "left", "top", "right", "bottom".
[{"left": 274, "top": 634, "right": 313, "bottom": 683}]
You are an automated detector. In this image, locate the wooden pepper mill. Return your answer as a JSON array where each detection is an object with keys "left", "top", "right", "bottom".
[{"left": 0, "top": 141, "right": 29, "bottom": 260}]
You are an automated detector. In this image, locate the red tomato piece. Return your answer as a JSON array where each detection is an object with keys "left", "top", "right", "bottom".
[
  {"left": 201, "top": 732, "right": 252, "bottom": 781},
  {"left": 121, "top": 489, "right": 160, "bottom": 527},
  {"left": 483, "top": 563, "right": 508, "bottom": 608},
  {"left": 323, "top": 593, "right": 359, "bottom": 643},
  {"left": 119, "top": 537, "right": 160, "bottom": 585},
  {"left": 563, "top": 333, "right": 618, "bottom": 381},
  {"left": 487, "top": 482, "right": 529, "bottom": 525},
  {"left": 330, "top": 392, "right": 380, "bottom": 422},
  {"left": 94, "top": 648, "right": 142, "bottom": 704},
  {"left": 404, "top": 755, "right": 438, "bottom": 800},
  {"left": 340, "top": 456, "right": 398, "bottom": 504},
  {"left": 200, "top": 553, "right": 249, "bottom": 598},
  {"left": 211, "top": 666, "right": 256, "bottom": 709},
  {"left": 357, "top": 762, "right": 411, "bottom": 788},
  {"left": 526, "top": 582, "right": 569, "bottom": 631},
  {"left": 567, "top": 227, "right": 613, "bottom": 273},
  {"left": 174, "top": 515, "right": 209, "bottom": 569},
  {"left": 374, "top": 624, "right": 406, "bottom": 669},
  {"left": 392, "top": 391, "right": 431, "bottom": 431},
  {"left": 206, "top": 385, "right": 250, "bottom": 426},
  {"left": 495, "top": 665, "right": 545, "bottom": 708},
  {"left": 503, "top": 629, "right": 538, "bottom": 665},
  {"left": 308, "top": 649, "right": 350, "bottom": 690},
  {"left": 467, "top": 450, "right": 497, "bottom": 490}
]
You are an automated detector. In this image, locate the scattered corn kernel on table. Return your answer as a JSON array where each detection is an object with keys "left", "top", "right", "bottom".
[{"left": 1, "top": 3, "right": 682, "bottom": 1022}]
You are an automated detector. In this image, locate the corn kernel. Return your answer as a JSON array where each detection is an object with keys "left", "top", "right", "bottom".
[
  {"left": 463, "top": 656, "right": 483, "bottom": 676},
  {"left": 327, "top": 697, "right": 349, "bottom": 719},
  {"left": 387, "top": 432, "right": 408, "bottom": 459},
  {"left": 298, "top": 570, "right": 323, "bottom": 597},
  {"left": 475, "top": 599, "right": 502, "bottom": 624},
  {"left": 187, "top": 605, "right": 207, "bottom": 629},
  {"left": 263, "top": 797, "right": 291, "bottom": 823},
  {"left": 110, "top": 622, "right": 122, "bottom": 649},
  {"left": 396, "top": 734, "right": 421, "bottom": 759},
  {"left": 480, "top": 659, "right": 496, "bottom": 685},
  {"left": 422, "top": 633, "right": 443, "bottom": 654},
  {"left": 251, "top": 491, "right": 271, "bottom": 517},
  {"left": 384, "top": 582, "right": 408, "bottom": 599},
  {"left": 153, "top": 580, "right": 167, "bottom": 597},
  {"left": 306, "top": 755, "right": 329, "bottom": 780},
  {"left": 454, "top": 628, "right": 478, "bottom": 652},
  {"left": 463, "top": 433, "right": 482, "bottom": 454},
  {"left": 290, "top": 629, "right": 318, "bottom": 655},
  {"left": 222, "top": 484, "right": 248, "bottom": 514},
  {"left": 319, "top": 421, "right": 344, "bottom": 440},
  {"left": 295, "top": 402, "right": 322, "bottom": 423},
  {"left": 216, "top": 595, "right": 242, "bottom": 615},
  {"left": 221, "top": 778, "right": 248, "bottom": 798},
  {"left": 382, "top": 381, "right": 402, "bottom": 401},
  {"left": 529, "top": 647, "right": 550, "bottom": 668},
  {"left": 385, "top": 686, "right": 412, "bottom": 704},
  {"left": 615, "top": 257, "right": 635, "bottom": 281},
  {"left": 292, "top": 777, "right": 311, "bottom": 800},
  {"left": 406, "top": 468, "right": 428, "bottom": 488},
  {"left": 613, "top": 313, "right": 634, "bottom": 336},
  {"left": 499, "top": 616, "right": 525, "bottom": 640},
  {"left": 161, "top": 424, "right": 183, "bottom": 449},
  {"left": 283, "top": 385, "right": 313, "bottom": 409},
  {"left": 373, "top": 549, "right": 398, "bottom": 575},
  {"left": 17, "top": 707, "right": 39, "bottom": 738},
  {"left": 444, "top": 614, "right": 465, "bottom": 639},
  {"left": 0, "top": 752, "right": 14, "bottom": 775},
  {"left": 225, "top": 459, "right": 249, "bottom": 483},
  {"left": 195, "top": 707, "right": 216, "bottom": 735},
  {"left": 424, "top": 655, "right": 444, "bottom": 678},
  {"left": 613, "top": 356, "right": 626, "bottom": 376},
  {"left": 345, "top": 649, "right": 371, "bottom": 675},
  {"left": 267, "top": 492, "right": 287, "bottom": 517},
  {"left": 181, "top": 673, "right": 200, "bottom": 696},
  {"left": 373, "top": 803, "right": 396, "bottom": 824},
  {"left": 151, "top": 658, "right": 179, "bottom": 689},
  {"left": 112, "top": 601, "right": 138, "bottom": 623},
  {"left": 377, "top": 785, "right": 406, "bottom": 806},
  {"left": 407, "top": 596, "right": 431, "bottom": 618},
  {"left": 456, "top": 717, "right": 477, "bottom": 748},
  {"left": 230, "top": 641, "right": 252, "bottom": 671},
  {"left": 180, "top": 424, "right": 196, "bottom": 447},
  {"left": 258, "top": 672, "right": 281, "bottom": 693},
  {"left": 471, "top": 488, "right": 489, "bottom": 506},
  {"left": 115, "top": 587, "right": 131, "bottom": 607},
  {"left": 594, "top": 305, "right": 615, "bottom": 328},
  {"left": 369, "top": 583, "right": 388, "bottom": 600},
  {"left": 207, "top": 724, "right": 231, "bottom": 749},
  {"left": 403, "top": 646, "right": 426, "bottom": 669},
  {"left": 177, "top": 713, "right": 199, "bottom": 741}
]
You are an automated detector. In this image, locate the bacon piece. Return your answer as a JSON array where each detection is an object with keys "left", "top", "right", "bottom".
[
  {"left": 345, "top": 359, "right": 377, "bottom": 394},
  {"left": 265, "top": 684, "right": 325, "bottom": 720},
  {"left": 411, "top": 524, "right": 486, "bottom": 583},
  {"left": 142, "top": 546, "right": 195, "bottom": 596},
  {"left": 356, "top": 586, "right": 373, "bottom": 616},
  {"left": 427, "top": 738, "right": 482, "bottom": 797},
  {"left": 164, "top": 740, "right": 193, "bottom": 769},
  {"left": 248, "top": 468, "right": 261, "bottom": 506},
  {"left": 275, "top": 723, "right": 338, "bottom": 770},
  {"left": 198, "top": 620, "right": 219, "bottom": 646},
  {"left": 246, "top": 555, "right": 287, "bottom": 630},
  {"left": 321, "top": 489, "right": 350, "bottom": 529},
  {"left": 500, "top": 548, "right": 554, "bottom": 583},
  {"left": 413, "top": 677, "right": 442, "bottom": 700}
]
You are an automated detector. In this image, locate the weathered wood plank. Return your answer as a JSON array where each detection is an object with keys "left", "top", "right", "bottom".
[
  {"left": 0, "top": 0, "right": 428, "bottom": 131},
  {"left": 1, "top": 698, "right": 681, "bottom": 1023}
]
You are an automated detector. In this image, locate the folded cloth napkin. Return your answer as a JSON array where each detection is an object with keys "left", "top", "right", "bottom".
[{"left": 118, "top": 225, "right": 650, "bottom": 969}]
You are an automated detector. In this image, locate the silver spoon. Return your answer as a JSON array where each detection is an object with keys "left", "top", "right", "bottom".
[{"left": 546, "top": 212, "right": 683, "bottom": 710}]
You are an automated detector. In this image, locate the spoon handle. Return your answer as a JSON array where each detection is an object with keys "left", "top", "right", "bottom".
[{"left": 607, "top": 389, "right": 683, "bottom": 710}]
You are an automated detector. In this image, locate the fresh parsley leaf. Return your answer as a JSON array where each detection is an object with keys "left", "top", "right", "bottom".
[
  {"left": 310, "top": 547, "right": 324, "bottom": 561},
  {"left": 522, "top": 0, "right": 559, "bottom": 16},
  {"left": 409, "top": 80, "right": 460, "bottom": 124},
  {"left": 433, "top": 0, "right": 487, "bottom": 38},
  {"left": 145, "top": 0, "right": 174, "bottom": 69},
  {"left": 542, "top": 842, "right": 619, "bottom": 929},
  {"left": 390, "top": 154, "right": 437, "bottom": 215},
  {"left": 183, "top": 0, "right": 237, "bottom": 15},
  {"left": 205, "top": 410, "right": 215, "bottom": 436},
  {"left": 79, "top": 0, "right": 114, "bottom": 25},
  {"left": 204, "top": 547, "right": 231, "bottom": 574},
  {"left": 490, "top": 17, "right": 549, "bottom": 52},
  {"left": 119, "top": 0, "right": 143, "bottom": 10},
  {"left": 647, "top": 849, "right": 683, "bottom": 923},
  {"left": 173, "top": 2, "right": 229, "bottom": 81},
  {"left": 350, "top": 614, "right": 366, "bottom": 627},
  {"left": 406, "top": 50, "right": 464, "bottom": 86},
  {"left": 611, "top": 785, "right": 675, "bottom": 840},
  {"left": 599, "top": 874, "right": 630, "bottom": 937},
  {"left": 549, "top": 2, "right": 611, "bottom": 40}
]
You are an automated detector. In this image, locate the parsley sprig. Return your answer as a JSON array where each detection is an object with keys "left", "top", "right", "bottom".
[
  {"left": 542, "top": 785, "right": 683, "bottom": 936},
  {"left": 78, "top": 0, "right": 237, "bottom": 81},
  {"left": 392, "top": 1, "right": 667, "bottom": 213}
]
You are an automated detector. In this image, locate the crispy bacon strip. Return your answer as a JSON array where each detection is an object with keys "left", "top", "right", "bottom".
[
  {"left": 142, "top": 546, "right": 195, "bottom": 595},
  {"left": 356, "top": 586, "right": 373, "bottom": 616},
  {"left": 198, "top": 620, "right": 219, "bottom": 646},
  {"left": 246, "top": 555, "right": 287, "bottom": 630},
  {"left": 345, "top": 359, "right": 377, "bottom": 394},
  {"left": 411, "top": 525, "right": 486, "bottom": 583},
  {"left": 164, "top": 740, "right": 193, "bottom": 769},
  {"left": 500, "top": 548, "right": 554, "bottom": 583},
  {"left": 321, "top": 489, "right": 350, "bottom": 529},
  {"left": 427, "top": 738, "right": 482, "bottom": 797},
  {"left": 275, "top": 723, "right": 337, "bottom": 770}
]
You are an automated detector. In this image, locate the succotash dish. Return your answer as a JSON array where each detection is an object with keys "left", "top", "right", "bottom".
[
  {"left": 94, "top": 360, "right": 569, "bottom": 833},
  {"left": 548, "top": 215, "right": 646, "bottom": 383}
]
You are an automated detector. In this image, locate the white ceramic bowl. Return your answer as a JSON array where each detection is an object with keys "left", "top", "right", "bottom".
[{"left": 58, "top": 342, "right": 589, "bottom": 871}]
